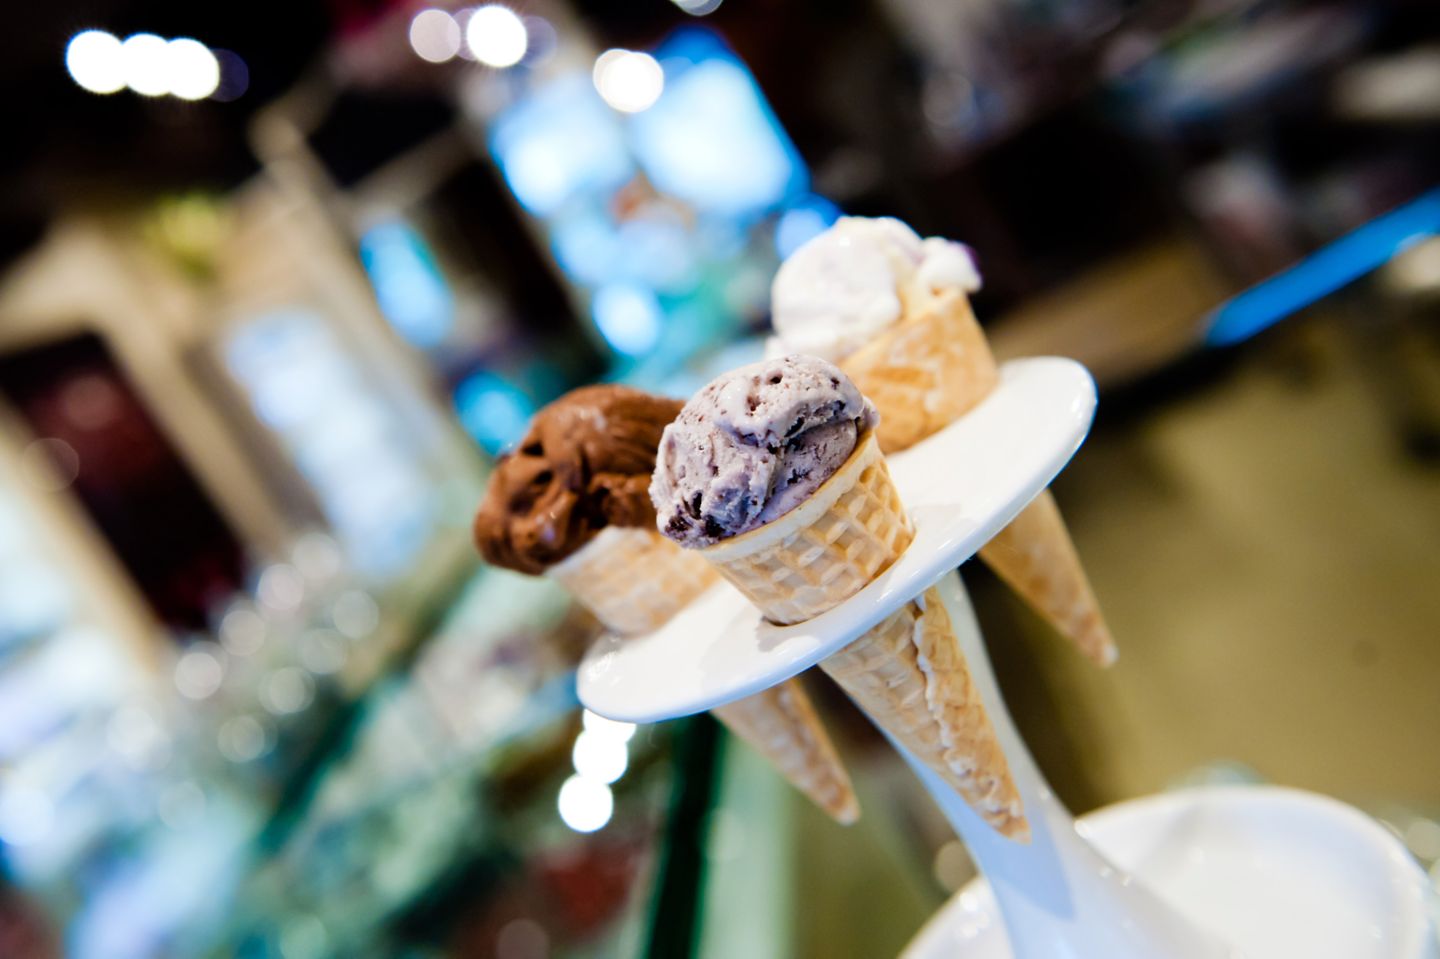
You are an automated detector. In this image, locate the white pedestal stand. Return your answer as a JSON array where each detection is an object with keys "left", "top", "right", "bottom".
[{"left": 578, "top": 359, "right": 1438, "bottom": 959}]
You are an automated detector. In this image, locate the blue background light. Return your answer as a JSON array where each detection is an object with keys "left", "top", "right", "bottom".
[
  {"left": 775, "top": 194, "right": 842, "bottom": 259},
  {"left": 630, "top": 29, "right": 807, "bottom": 218},
  {"left": 225, "top": 310, "right": 435, "bottom": 578},
  {"left": 454, "top": 371, "right": 535, "bottom": 455},
  {"left": 1207, "top": 188, "right": 1440, "bottom": 347},
  {"left": 592, "top": 283, "right": 664, "bottom": 356},
  {"left": 359, "top": 222, "right": 455, "bottom": 350},
  {"left": 490, "top": 75, "right": 633, "bottom": 216}
]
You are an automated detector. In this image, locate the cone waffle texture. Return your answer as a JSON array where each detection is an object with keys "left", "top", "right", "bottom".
[
  {"left": 840, "top": 287, "right": 998, "bottom": 455},
  {"left": 821, "top": 587, "right": 1027, "bottom": 839},
  {"left": 978, "top": 490, "right": 1116, "bottom": 666},
  {"left": 699, "top": 433, "right": 911, "bottom": 626},
  {"left": 841, "top": 282, "right": 1116, "bottom": 665},
  {"left": 547, "top": 527, "right": 719, "bottom": 637},
  {"left": 551, "top": 527, "right": 859, "bottom": 823},
  {"left": 698, "top": 430, "right": 1026, "bottom": 837},
  {"left": 712, "top": 677, "right": 860, "bottom": 824}
]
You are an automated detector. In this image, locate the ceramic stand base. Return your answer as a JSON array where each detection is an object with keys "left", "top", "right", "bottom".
[
  {"left": 900, "top": 575, "right": 1437, "bottom": 959},
  {"left": 904, "top": 785, "right": 1439, "bottom": 959}
]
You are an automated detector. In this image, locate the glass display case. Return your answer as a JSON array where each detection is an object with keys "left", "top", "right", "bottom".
[{"left": 199, "top": 566, "right": 727, "bottom": 959}]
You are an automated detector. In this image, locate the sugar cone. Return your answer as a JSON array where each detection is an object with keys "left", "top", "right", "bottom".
[
  {"left": 821, "top": 587, "right": 1027, "bottom": 839},
  {"left": 549, "top": 527, "right": 859, "bottom": 823},
  {"left": 712, "top": 677, "right": 860, "bottom": 824},
  {"left": 840, "top": 285, "right": 1116, "bottom": 665},
  {"left": 841, "top": 289, "right": 998, "bottom": 455},
  {"left": 699, "top": 432, "right": 1026, "bottom": 838},
  {"left": 696, "top": 432, "right": 911, "bottom": 625},
  {"left": 547, "top": 526, "right": 719, "bottom": 637},
  {"left": 979, "top": 491, "right": 1115, "bottom": 666}
]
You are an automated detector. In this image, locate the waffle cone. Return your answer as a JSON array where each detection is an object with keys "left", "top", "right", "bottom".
[
  {"left": 979, "top": 490, "right": 1116, "bottom": 666},
  {"left": 547, "top": 527, "right": 718, "bottom": 637},
  {"left": 699, "top": 431, "right": 1025, "bottom": 837},
  {"left": 840, "top": 288, "right": 998, "bottom": 455},
  {"left": 843, "top": 284, "right": 1115, "bottom": 665},
  {"left": 551, "top": 527, "right": 859, "bottom": 823},
  {"left": 712, "top": 677, "right": 860, "bottom": 824},
  {"left": 821, "top": 587, "right": 1027, "bottom": 839},
  {"left": 699, "top": 433, "right": 911, "bottom": 626}
]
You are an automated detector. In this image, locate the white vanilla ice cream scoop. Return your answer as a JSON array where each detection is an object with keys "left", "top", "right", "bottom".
[{"left": 771, "top": 216, "right": 982, "bottom": 362}]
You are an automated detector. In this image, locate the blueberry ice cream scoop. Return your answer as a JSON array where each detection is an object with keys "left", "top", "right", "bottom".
[{"left": 651, "top": 355, "right": 877, "bottom": 548}]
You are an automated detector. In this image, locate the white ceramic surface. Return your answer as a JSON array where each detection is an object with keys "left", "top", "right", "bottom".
[
  {"left": 903, "top": 785, "right": 1440, "bottom": 959},
  {"left": 578, "top": 356, "right": 1096, "bottom": 724},
  {"left": 896, "top": 576, "right": 1432, "bottom": 959},
  {"left": 886, "top": 575, "right": 1239, "bottom": 959}
]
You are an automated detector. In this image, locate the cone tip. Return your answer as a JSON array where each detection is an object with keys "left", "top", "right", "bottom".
[
  {"left": 1001, "top": 817, "right": 1032, "bottom": 844},
  {"left": 833, "top": 798, "right": 862, "bottom": 826},
  {"left": 1075, "top": 619, "right": 1117, "bottom": 667}
]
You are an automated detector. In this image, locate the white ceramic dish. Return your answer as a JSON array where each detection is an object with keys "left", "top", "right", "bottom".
[
  {"left": 903, "top": 785, "right": 1439, "bottom": 959},
  {"left": 578, "top": 356, "right": 1096, "bottom": 723}
]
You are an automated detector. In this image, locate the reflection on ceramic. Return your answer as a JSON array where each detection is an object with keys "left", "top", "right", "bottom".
[
  {"left": 578, "top": 357, "right": 1096, "bottom": 724},
  {"left": 903, "top": 786, "right": 1440, "bottom": 959}
]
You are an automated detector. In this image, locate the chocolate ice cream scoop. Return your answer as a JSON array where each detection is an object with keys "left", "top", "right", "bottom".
[
  {"left": 475, "top": 385, "right": 684, "bottom": 575},
  {"left": 651, "top": 355, "right": 877, "bottom": 548}
]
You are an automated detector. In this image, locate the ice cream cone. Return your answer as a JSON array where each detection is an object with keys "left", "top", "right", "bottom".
[
  {"left": 842, "top": 285, "right": 1117, "bottom": 666},
  {"left": 822, "top": 586, "right": 1028, "bottom": 839},
  {"left": 547, "top": 526, "right": 720, "bottom": 638},
  {"left": 979, "top": 491, "right": 1115, "bottom": 667},
  {"left": 699, "top": 431, "right": 1026, "bottom": 838},
  {"left": 712, "top": 678, "right": 860, "bottom": 824},
  {"left": 841, "top": 289, "right": 999, "bottom": 456},
  {"left": 550, "top": 526, "right": 860, "bottom": 823},
  {"left": 696, "top": 431, "right": 910, "bottom": 625}
]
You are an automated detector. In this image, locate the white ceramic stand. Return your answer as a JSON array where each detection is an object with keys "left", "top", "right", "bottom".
[
  {"left": 898, "top": 578, "right": 1436, "bottom": 959},
  {"left": 889, "top": 575, "right": 1238, "bottom": 959},
  {"left": 577, "top": 358, "right": 1438, "bottom": 959},
  {"left": 905, "top": 781, "right": 1440, "bottom": 959}
]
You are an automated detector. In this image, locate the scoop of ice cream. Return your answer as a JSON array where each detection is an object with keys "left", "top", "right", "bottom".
[
  {"left": 652, "top": 355, "right": 877, "bottom": 548},
  {"left": 475, "top": 385, "right": 683, "bottom": 575},
  {"left": 771, "top": 216, "right": 982, "bottom": 362}
]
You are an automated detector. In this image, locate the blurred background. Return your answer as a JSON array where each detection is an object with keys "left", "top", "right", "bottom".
[{"left": 2, "top": 0, "right": 1439, "bottom": 956}]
